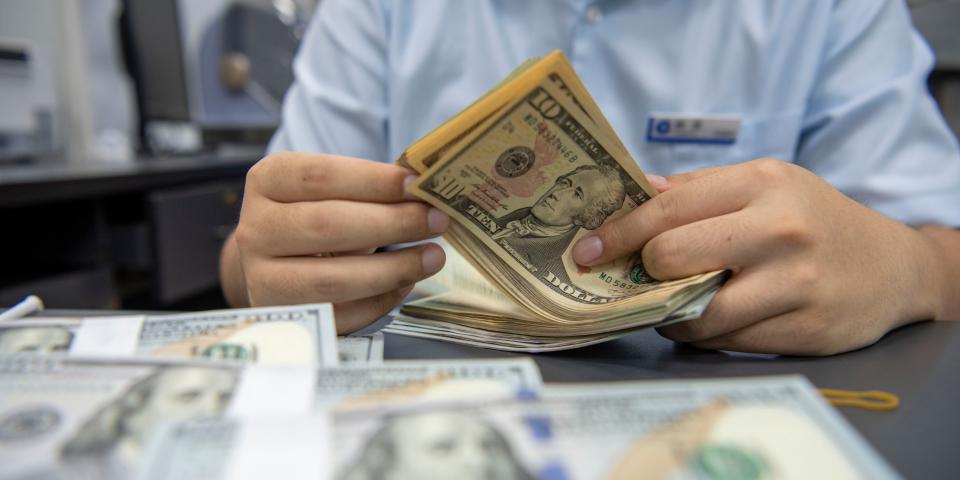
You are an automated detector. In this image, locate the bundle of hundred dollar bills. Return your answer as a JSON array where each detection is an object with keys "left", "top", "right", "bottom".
[
  {"left": 0, "top": 354, "right": 899, "bottom": 479},
  {"left": 386, "top": 51, "right": 726, "bottom": 351},
  {"left": 0, "top": 304, "right": 900, "bottom": 479}
]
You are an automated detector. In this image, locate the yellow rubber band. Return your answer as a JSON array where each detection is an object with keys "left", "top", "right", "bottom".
[{"left": 818, "top": 389, "right": 900, "bottom": 411}]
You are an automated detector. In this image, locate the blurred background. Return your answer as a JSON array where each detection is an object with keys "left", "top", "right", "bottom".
[{"left": 0, "top": 0, "right": 957, "bottom": 312}]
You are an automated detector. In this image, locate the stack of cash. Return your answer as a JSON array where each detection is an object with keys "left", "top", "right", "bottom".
[
  {"left": 0, "top": 354, "right": 542, "bottom": 480},
  {"left": 0, "top": 304, "right": 341, "bottom": 366},
  {"left": 0, "top": 305, "right": 900, "bottom": 479},
  {"left": 0, "top": 354, "right": 899, "bottom": 479},
  {"left": 391, "top": 51, "right": 726, "bottom": 351}
]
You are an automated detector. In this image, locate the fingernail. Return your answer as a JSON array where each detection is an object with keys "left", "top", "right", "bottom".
[
  {"left": 427, "top": 208, "right": 450, "bottom": 234},
  {"left": 572, "top": 235, "right": 603, "bottom": 265},
  {"left": 402, "top": 175, "right": 419, "bottom": 200},
  {"left": 646, "top": 174, "right": 669, "bottom": 190},
  {"left": 421, "top": 245, "right": 444, "bottom": 276}
]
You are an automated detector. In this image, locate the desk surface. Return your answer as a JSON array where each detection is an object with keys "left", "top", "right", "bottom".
[
  {"left": 384, "top": 320, "right": 960, "bottom": 479},
  {"left": 0, "top": 153, "right": 259, "bottom": 208}
]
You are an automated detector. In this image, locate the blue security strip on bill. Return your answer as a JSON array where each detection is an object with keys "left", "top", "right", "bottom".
[{"left": 646, "top": 113, "right": 741, "bottom": 144}]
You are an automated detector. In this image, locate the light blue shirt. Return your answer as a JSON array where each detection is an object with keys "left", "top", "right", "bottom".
[{"left": 270, "top": 0, "right": 960, "bottom": 227}]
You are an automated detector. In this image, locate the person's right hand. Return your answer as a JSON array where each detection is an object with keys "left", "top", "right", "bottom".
[{"left": 226, "top": 152, "right": 449, "bottom": 334}]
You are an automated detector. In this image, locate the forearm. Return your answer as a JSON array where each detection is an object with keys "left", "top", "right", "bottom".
[
  {"left": 918, "top": 225, "right": 960, "bottom": 321},
  {"left": 219, "top": 230, "right": 251, "bottom": 308}
]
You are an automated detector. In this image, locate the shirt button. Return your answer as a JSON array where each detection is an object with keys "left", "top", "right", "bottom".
[{"left": 585, "top": 5, "right": 603, "bottom": 24}]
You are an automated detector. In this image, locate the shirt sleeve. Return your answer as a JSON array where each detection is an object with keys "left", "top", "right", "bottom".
[
  {"left": 796, "top": 0, "right": 960, "bottom": 227},
  {"left": 267, "top": 0, "right": 390, "bottom": 162}
]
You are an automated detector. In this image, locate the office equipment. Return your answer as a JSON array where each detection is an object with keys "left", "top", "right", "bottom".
[
  {"left": 910, "top": 0, "right": 960, "bottom": 136},
  {"left": 0, "top": 41, "right": 56, "bottom": 162},
  {"left": 0, "top": 153, "right": 257, "bottom": 309},
  {"left": 909, "top": 0, "right": 960, "bottom": 69},
  {"left": 122, "top": 0, "right": 314, "bottom": 152}
]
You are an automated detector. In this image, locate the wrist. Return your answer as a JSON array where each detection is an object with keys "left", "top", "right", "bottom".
[
  {"left": 869, "top": 222, "right": 940, "bottom": 331},
  {"left": 917, "top": 226, "right": 960, "bottom": 321},
  {"left": 899, "top": 226, "right": 948, "bottom": 324}
]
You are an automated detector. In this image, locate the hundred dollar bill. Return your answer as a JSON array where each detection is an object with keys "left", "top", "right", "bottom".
[
  {"left": 137, "top": 414, "right": 332, "bottom": 480},
  {"left": 0, "top": 304, "right": 339, "bottom": 367},
  {"left": 204, "top": 357, "right": 545, "bottom": 415},
  {"left": 0, "top": 356, "right": 243, "bottom": 480},
  {"left": 0, "top": 358, "right": 540, "bottom": 478},
  {"left": 139, "top": 400, "right": 565, "bottom": 480},
  {"left": 139, "top": 305, "right": 338, "bottom": 366},
  {"left": 534, "top": 375, "right": 900, "bottom": 479},
  {"left": 139, "top": 375, "right": 894, "bottom": 480},
  {"left": 0, "top": 317, "right": 80, "bottom": 354},
  {"left": 335, "top": 401, "right": 566, "bottom": 480},
  {"left": 314, "top": 357, "right": 543, "bottom": 410},
  {"left": 336, "top": 332, "right": 385, "bottom": 364}
]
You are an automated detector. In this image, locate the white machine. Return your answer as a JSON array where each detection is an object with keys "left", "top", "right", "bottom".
[
  {"left": 0, "top": 40, "right": 56, "bottom": 162},
  {"left": 123, "top": 0, "right": 316, "bottom": 152}
]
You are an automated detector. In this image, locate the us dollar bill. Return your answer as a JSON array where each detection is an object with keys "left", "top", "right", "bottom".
[
  {"left": 139, "top": 401, "right": 564, "bottom": 480},
  {"left": 385, "top": 283, "right": 719, "bottom": 352},
  {"left": 398, "top": 52, "right": 729, "bottom": 346},
  {"left": 535, "top": 376, "right": 900, "bottom": 479},
  {"left": 139, "top": 305, "right": 339, "bottom": 366},
  {"left": 411, "top": 79, "right": 718, "bottom": 314},
  {"left": 0, "top": 357, "right": 545, "bottom": 479},
  {"left": 137, "top": 375, "right": 897, "bottom": 480},
  {"left": 0, "top": 356, "right": 242, "bottom": 480},
  {"left": 0, "top": 318, "right": 80, "bottom": 355},
  {"left": 0, "top": 304, "right": 339, "bottom": 367},
  {"left": 314, "top": 358, "right": 543, "bottom": 410},
  {"left": 138, "top": 415, "right": 332, "bottom": 480},
  {"left": 336, "top": 333, "right": 385, "bottom": 364},
  {"left": 334, "top": 401, "right": 565, "bottom": 480},
  {"left": 399, "top": 52, "right": 627, "bottom": 174}
]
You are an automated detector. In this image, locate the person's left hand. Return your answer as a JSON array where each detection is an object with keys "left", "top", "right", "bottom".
[{"left": 571, "top": 159, "right": 942, "bottom": 355}]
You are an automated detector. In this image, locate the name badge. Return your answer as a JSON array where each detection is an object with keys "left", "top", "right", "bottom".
[{"left": 646, "top": 113, "right": 741, "bottom": 144}]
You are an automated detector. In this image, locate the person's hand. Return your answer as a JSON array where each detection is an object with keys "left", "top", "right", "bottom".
[
  {"left": 228, "top": 152, "right": 449, "bottom": 334},
  {"left": 571, "top": 159, "right": 942, "bottom": 355}
]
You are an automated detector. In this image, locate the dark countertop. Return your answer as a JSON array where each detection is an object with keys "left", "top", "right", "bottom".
[{"left": 0, "top": 152, "right": 260, "bottom": 208}]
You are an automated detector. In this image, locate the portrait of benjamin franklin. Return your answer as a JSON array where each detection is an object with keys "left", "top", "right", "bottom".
[
  {"left": 0, "top": 326, "right": 74, "bottom": 354},
  {"left": 59, "top": 366, "right": 237, "bottom": 477},
  {"left": 340, "top": 410, "right": 534, "bottom": 480},
  {"left": 492, "top": 164, "right": 626, "bottom": 274}
]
